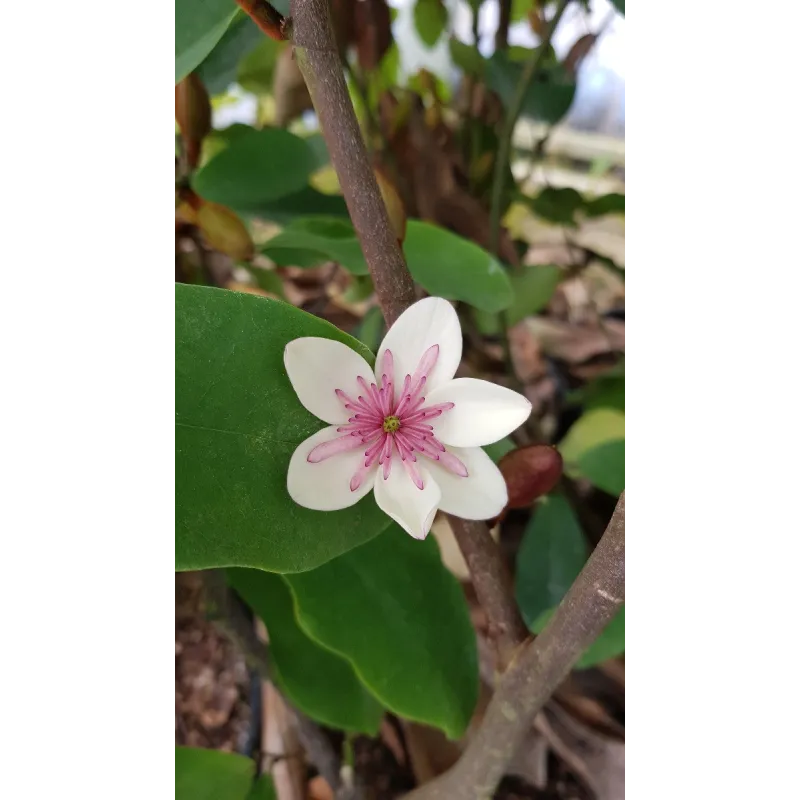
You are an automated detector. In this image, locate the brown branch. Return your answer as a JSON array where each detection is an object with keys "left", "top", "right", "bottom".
[
  {"left": 495, "top": 0, "right": 512, "bottom": 50},
  {"left": 288, "top": 0, "right": 416, "bottom": 326},
  {"left": 404, "top": 493, "right": 625, "bottom": 800},
  {"left": 234, "top": 0, "right": 289, "bottom": 41},
  {"left": 448, "top": 517, "right": 529, "bottom": 668}
]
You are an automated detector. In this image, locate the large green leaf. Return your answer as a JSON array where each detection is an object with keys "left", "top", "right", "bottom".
[
  {"left": 175, "top": 747, "right": 255, "bottom": 800},
  {"left": 237, "top": 38, "right": 282, "bottom": 94},
  {"left": 244, "top": 186, "right": 350, "bottom": 225},
  {"left": 516, "top": 494, "right": 588, "bottom": 626},
  {"left": 175, "top": 0, "right": 237, "bottom": 84},
  {"left": 196, "top": 13, "right": 263, "bottom": 95},
  {"left": 261, "top": 217, "right": 369, "bottom": 275},
  {"left": 285, "top": 526, "right": 479, "bottom": 738},
  {"left": 506, "top": 265, "right": 564, "bottom": 325},
  {"left": 193, "top": 129, "right": 319, "bottom": 212},
  {"left": 558, "top": 409, "right": 624, "bottom": 496},
  {"left": 531, "top": 606, "right": 625, "bottom": 669},
  {"left": 414, "top": 0, "right": 448, "bottom": 48},
  {"left": 404, "top": 220, "right": 514, "bottom": 312},
  {"left": 247, "top": 775, "right": 278, "bottom": 800},
  {"left": 176, "top": 284, "right": 391, "bottom": 573},
  {"left": 486, "top": 50, "right": 576, "bottom": 126},
  {"left": 228, "top": 568, "right": 384, "bottom": 732}
]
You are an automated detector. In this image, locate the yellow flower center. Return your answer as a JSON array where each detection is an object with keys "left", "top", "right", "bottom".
[{"left": 382, "top": 415, "right": 401, "bottom": 433}]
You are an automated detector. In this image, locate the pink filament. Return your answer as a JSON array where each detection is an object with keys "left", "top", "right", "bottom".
[{"left": 308, "top": 347, "right": 468, "bottom": 490}]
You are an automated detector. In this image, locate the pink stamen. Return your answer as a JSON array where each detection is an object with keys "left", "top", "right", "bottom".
[
  {"left": 364, "top": 436, "right": 386, "bottom": 467},
  {"left": 438, "top": 451, "right": 469, "bottom": 477},
  {"left": 307, "top": 433, "right": 369, "bottom": 463},
  {"left": 402, "top": 457, "right": 424, "bottom": 490}
]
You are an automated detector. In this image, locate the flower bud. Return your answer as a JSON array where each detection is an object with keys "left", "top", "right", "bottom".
[
  {"left": 498, "top": 444, "right": 563, "bottom": 509},
  {"left": 175, "top": 73, "right": 211, "bottom": 168}
]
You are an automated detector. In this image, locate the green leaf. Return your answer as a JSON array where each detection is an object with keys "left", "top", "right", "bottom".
[
  {"left": 176, "top": 747, "right": 255, "bottom": 800},
  {"left": 414, "top": 0, "right": 448, "bottom": 48},
  {"left": 567, "top": 375, "right": 625, "bottom": 412},
  {"left": 404, "top": 220, "right": 514, "bottom": 312},
  {"left": 483, "top": 437, "right": 516, "bottom": 463},
  {"left": 193, "top": 128, "right": 319, "bottom": 212},
  {"left": 506, "top": 265, "right": 563, "bottom": 325},
  {"left": 578, "top": 439, "right": 625, "bottom": 496},
  {"left": 516, "top": 494, "right": 588, "bottom": 626},
  {"left": 176, "top": 284, "right": 391, "bottom": 574},
  {"left": 449, "top": 38, "right": 484, "bottom": 77},
  {"left": 237, "top": 38, "right": 282, "bottom": 94},
  {"left": 486, "top": 50, "right": 576, "bottom": 125},
  {"left": 175, "top": 0, "right": 237, "bottom": 84},
  {"left": 558, "top": 408, "right": 627, "bottom": 477},
  {"left": 511, "top": 0, "right": 533, "bottom": 23},
  {"left": 583, "top": 192, "right": 625, "bottom": 218},
  {"left": 261, "top": 217, "right": 369, "bottom": 275},
  {"left": 241, "top": 186, "right": 350, "bottom": 225},
  {"left": 244, "top": 266, "right": 286, "bottom": 299},
  {"left": 354, "top": 306, "right": 386, "bottom": 352},
  {"left": 531, "top": 606, "right": 625, "bottom": 668},
  {"left": 528, "top": 187, "right": 584, "bottom": 227},
  {"left": 284, "top": 526, "right": 479, "bottom": 738},
  {"left": 610, "top": 0, "right": 625, "bottom": 15},
  {"left": 201, "top": 123, "right": 258, "bottom": 166},
  {"left": 246, "top": 775, "right": 278, "bottom": 800},
  {"left": 228, "top": 568, "right": 384, "bottom": 732},
  {"left": 196, "top": 14, "right": 263, "bottom": 95}
]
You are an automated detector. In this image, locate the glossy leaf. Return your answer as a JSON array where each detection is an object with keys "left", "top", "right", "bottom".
[
  {"left": 579, "top": 439, "right": 625, "bottom": 496},
  {"left": 261, "top": 217, "right": 369, "bottom": 275},
  {"left": 242, "top": 186, "right": 349, "bottom": 224},
  {"left": 531, "top": 606, "right": 625, "bottom": 668},
  {"left": 404, "top": 220, "right": 514, "bottom": 312},
  {"left": 175, "top": 747, "right": 254, "bottom": 800},
  {"left": 285, "top": 526, "right": 479, "bottom": 738},
  {"left": 506, "top": 265, "right": 564, "bottom": 325},
  {"left": 196, "top": 14, "right": 263, "bottom": 95},
  {"left": 516, "top": 494, "right": 588, "bottom": 625},
  {"left": 175, "top": 0, "right": 237, "bottom": 84},
  {"left": 175, "top": 284, "right": 391, "bottom": 574},
  {"left": 193, "top": 129, "right": 319, "bottom": 212},
  {"left": 559, "top": 408, "right": 625, "bottom": 469},
  {"left": 486, "top": 50, "right": 576, "bottom": 126},
  {"left": 414, "top": 0, "right": 448, "bottom": 48},
  {"left": 228, "top": 568, "right": 384, "bottom": 732}
]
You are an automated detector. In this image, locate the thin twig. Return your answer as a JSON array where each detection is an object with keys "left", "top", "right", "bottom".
[
  {"left": 488, "top": 0, "right": 572, "bottom": 256},
  {"left": 403, "top": 493, "right": 625, "bottom": 800},
  {"left": 495, "top": 0, "right": 512, "bottom": 51}
]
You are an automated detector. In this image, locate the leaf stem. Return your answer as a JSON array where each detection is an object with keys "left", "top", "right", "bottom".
[{"left": 488, "top": 0, "right": 572, "bottom": 256}]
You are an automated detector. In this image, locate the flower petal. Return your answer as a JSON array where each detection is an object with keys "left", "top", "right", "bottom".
[
  {"left": 287, "top": 426, "right": 376, "bottom": 511},
  {"left": 284, "top": 337, "right": 377, "bottom": 424},
  {"left": 425, "top": 446, "right": 508, "bottom": 520},
  {"left": 374, "top": 460, "right": 442, "bottom": 540},
  {"left": 425, "top": 378, "right": 532, "bottom": 447},
  {"left": 376, "top": 298, "right": 462, "bottom": 394}
]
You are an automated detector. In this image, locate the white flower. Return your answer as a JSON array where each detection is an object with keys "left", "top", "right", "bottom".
[{"left": 284, "top": 297, "right": 532, "bottom": 540}]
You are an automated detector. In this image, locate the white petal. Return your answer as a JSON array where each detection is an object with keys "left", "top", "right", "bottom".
[
  {"left": 284, "top": 337, "right": 377, "bottom": 424},
  {"left": 287, "top": 426, "right": 376, "bottom": 511},
  {"left": 374, "top": 460, "right": 442, "bottom": 540},
  {"left": 425, "top": 378, "right": 532, "bottom": 447},
  {"left": 376, "top": 297, "right": 462, "bottom": 393},
  {"left": 425, "top": 446, "right": 508, "bottom": 520}
]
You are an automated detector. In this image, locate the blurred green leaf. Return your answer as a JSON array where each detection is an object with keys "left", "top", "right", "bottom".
[
  {"left": 531, "top": 606, "right": 625, "bottom": 668},
  {"left": 176, "top": 284, "right": 391, "bottom": 574},
  {"left": 583, "top": 192, "right": 625, "bottom": 218},
  {"left": 568, "top": 375, "right": 625, "bottom": 412},
  {"left": 414, "top": 0, "right": 448, "bottom": 48},
  {"left": 558, "top": 408, "right": 627, "bottom": 478},
  {"left": 449, "top": 38, "right": 484, "bottom": 77},
  {"left": 342, "top": 274, "right": 375, "bottom": 304},
  {"left": 483, "top": 437, "right": 516, "bottom": 463},
  {"left": 262, "top": 217, "right": 369, "bottom": 275},
  {"left": 237, "top": 38, "right": 282, "bottom": 94},
  {"left": 506, "top": 265, "right": 563, "bottom": 325},
  {"left": 516, "top": 494, "right": 588, "bottom": 626},
  {"left": 193, "top": 128, "right": 319, "bottom": 211},
  {"left": 611, "top": 0, "right": 625, "bottom": 15},
  {"left": 528, "top": 187, "right": 584, "bottom": 227},
  {"left": 486, "top": 50, "right": 576, "bottom": 125},
  {"left": 511, "top": 0, "right": 533, "bottom": 23},
  {"left": 285, "top": 526, "right": 479, "bottom": 739},
  {"left": 244, "top": 266, "right": 286, "bottom": 298},
  {"left": 201, "top": 123, "right": 257, "bottom": 166},
  {"left": 303, "top": 133, "right": 332, "bottom": 170},
  {"left": 246, "top": 775, "right": 278, "bottom": 800},
  {"left": 175, "top": 0, "right": 236, "bottom": 83},
  {"left": 228, "top": 568, "right": 384, "bottom": 732},
  {"left": 175, "top": 747, "right": 254, "bottom": 800},
  {"left": 404, "top": 220, "right": 514, "bottom": 312},
  {"left": 244, "top": 186, "right": 350, "bottom": 225},
  {"left": 354, "top": 306, "right": 386, "bottom": 352},
  {"left": 196, "top": 14, "right": 263, "bottom": 95},
  {"left": 579, "top": 439, "right": 625, "bottom": 496}
]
